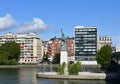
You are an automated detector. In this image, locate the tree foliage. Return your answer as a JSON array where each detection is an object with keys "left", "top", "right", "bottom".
[
  {"left": 58, "top": 62, "right": 82, "bottom": 75},
  {"left": 0, "top": 51, "right": 9, "bottom": 65},
  {"left": 53, "top": 53, "right": 60, "bottom": 64},
  {"left": 96, "top": 45, "right": 112, "bottom": 69},
  {"left": 0, "top": 41, "right": 20, "bottom": 65},
  {"left": 58, "top": 62, "right": 66, "bottom": 74},
  {"left": 68, "top": 62, "right": 82, "bottom": 75}
]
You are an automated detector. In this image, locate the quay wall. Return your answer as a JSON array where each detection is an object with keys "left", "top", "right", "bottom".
[
  {"left": 37, "top": 72, "right": 120, "bottom": 80},
  {"left": 0, "top": 64, "right": 100, "bottom": 68},
  {"left": 0, "top": 64, "right": 58, "bottom": 68}
]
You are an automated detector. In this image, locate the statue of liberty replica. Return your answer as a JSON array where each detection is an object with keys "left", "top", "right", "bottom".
[
  {"left": 60, "top": 29, "right": 68, "bottom": 75},
  {"left": 61, "top": 29, "right": 66, "bottom": 51}
]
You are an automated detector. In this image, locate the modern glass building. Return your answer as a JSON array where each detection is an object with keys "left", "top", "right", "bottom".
[{"left": 74, "top": 26, "right": 97, "bottom": 61}]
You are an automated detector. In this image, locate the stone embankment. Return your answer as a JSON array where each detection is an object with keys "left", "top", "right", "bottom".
[
  {"left": 0, "top": 64, "right": 100, "bottom": 68},
  {"left": 37, "top": 72, "right": 120, "bottom": 80},
  {"left": 0, "top": 64, "right": 58, "bottom": 68}
]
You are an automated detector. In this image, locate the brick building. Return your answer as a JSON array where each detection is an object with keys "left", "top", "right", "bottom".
[{"left": 48, "top": 37, "right": 74, "bottom": 57}]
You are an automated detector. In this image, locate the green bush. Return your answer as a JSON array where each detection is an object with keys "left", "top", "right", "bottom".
[
  {"left": 68, "top": 62, "right": 82, "bottom": 75},
  {"left": 58, "top": 62, "right": 66, "bottom": 75},
  {"left": 58, "top": 62, "right": 82, "bottom": 75}
]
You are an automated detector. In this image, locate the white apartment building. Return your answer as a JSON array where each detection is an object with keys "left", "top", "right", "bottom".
[
  {"left": 0, "top": 32, "right": 43, "bottom": 64},
  {"left": 98, "top": 36, "right": 112, "bottom": 50}
]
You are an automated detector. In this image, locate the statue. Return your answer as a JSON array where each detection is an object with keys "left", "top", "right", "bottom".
[
  {"left": 61, "top": 29, "right": 66, "bottom": 51},
  {"left": 60, "top": 29, "right": 68, "bottom": 75}
]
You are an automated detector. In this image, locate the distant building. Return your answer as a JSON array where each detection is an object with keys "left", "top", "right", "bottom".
[
  {"left": 42, "top": 41, "right": 49, "bottom": 55},
  {"left": 66, "top": 37, "right": 74, "bottom": 57},
  {"left": 98, "top": 36, "right": 112, "bottom": 50},
  {"left": 48, "top": 37, "right": 61, "bottom": 57},
  {"left": 0, "top": 32, "right": 43, "bottom": 64},
  {"left": 48, "top": 37, "right": 74, "bottom": 57},
  {"left": 116, "top": 45, "right": 120, "bottom": 52},
  {"left": 74, "top": 26, "right": 97, "bottom": 61}
]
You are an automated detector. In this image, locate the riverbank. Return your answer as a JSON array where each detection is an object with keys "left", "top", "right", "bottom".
[
  {"left": 37, "top": 72, "right": 120, "bottom": 80},
  {"left": 0, "top": 64, "right": 58, "bottom": 68},
  {"left": 0, "top": 64, "right": 100, "bottom": 68}
]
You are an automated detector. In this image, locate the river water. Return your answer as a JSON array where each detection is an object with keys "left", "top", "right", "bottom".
[{"left": 0, "top": 67, "right": 119, "bottom": 84}]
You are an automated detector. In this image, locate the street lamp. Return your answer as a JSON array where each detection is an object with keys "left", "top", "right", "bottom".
[
  {"left": 49, "top": 56, "right": 53, "bottom": 72},
  {"left": 42, "top": 62, "right": 45, "bottom": 74}
]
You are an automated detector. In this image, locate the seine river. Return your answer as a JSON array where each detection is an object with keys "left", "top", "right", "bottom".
[{"left": 0, "top": 67, "right": 119, "bottom": 84}]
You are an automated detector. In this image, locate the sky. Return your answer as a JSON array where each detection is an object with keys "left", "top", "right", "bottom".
[{"left": 0, "top": 0, "right": 120, "bottom": 45}]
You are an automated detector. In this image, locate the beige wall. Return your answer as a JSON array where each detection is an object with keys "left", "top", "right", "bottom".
[{"left": 33, "top": 38, "right": 37, "bottom": 57}]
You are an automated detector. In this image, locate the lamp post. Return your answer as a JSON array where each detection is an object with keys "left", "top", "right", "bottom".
[
  {"left": 42, "top": 63, "right": 45, "bottom": 74},
  {"left": 50, "top": 56, "right": 53, "bottom": 72}
]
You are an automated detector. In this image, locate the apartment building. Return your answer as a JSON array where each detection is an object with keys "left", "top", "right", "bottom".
[
  {"left": 48, "top": 37, "right": 74, "bottom": 57},
  {"left": 74, "top": 26, "right": 97, "bottom": 61},
  {"left": 0, "top": 32, "right": 43, "bottom": 64},
  {"left": 98, "top": 36, "right": 112, "bottom": 50},
  {"left": 48, "top": 37, "right": 61, "bottom": 57},
  {"left": 66, "top": 37, "right": 74, "bottom": 57}
]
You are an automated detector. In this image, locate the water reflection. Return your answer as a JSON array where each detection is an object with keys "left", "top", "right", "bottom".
[
  {"left": 37, "top": 79, "right": 106, "bottom": 84},
  {"left": 18, "top": 68, "right": 38, "bottom": 84},
  {"left": 0, "top": 67, "right": 119, "bottom": 84},
  {"left": 0, "top": 68, "right": 19, "bottom": 84}
]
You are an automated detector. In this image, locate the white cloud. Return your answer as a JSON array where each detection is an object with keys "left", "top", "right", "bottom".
[
  {"left": 0, "top": 14, "right": 16, "bottom": 30},
  {"left": 17, "top": 18, "right": 48, "bottom": 33}
]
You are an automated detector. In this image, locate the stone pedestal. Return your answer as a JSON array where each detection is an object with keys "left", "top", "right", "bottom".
[
  {"left": 60, "top": 51, "right": 68, "bottom": 75},
  {"left": 60, "top": 51, "right": 68, "bottom": 64}
]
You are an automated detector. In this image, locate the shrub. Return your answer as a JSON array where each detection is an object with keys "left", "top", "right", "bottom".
[
  {"left": 68, "top": 62, "right": 82, "bottom": 75},
  {"left": 58, "top": 62, "right": 66, "bottom": 74}
]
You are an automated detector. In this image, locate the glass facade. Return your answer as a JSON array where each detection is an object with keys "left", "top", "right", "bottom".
[{"left": 75, "top": 26, "right": 97, "bottom": 61}]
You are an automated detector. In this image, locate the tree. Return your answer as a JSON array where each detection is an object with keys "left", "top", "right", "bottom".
[
  {"left": 0, "top": 51, "right": 9, "bottom": 65},
  {"left": 0, "top": 41, "right": 20, "bottom": 65},
  {"left": 58, "top": 62, "right": 66, "bottom": 74},
  {"left": 96, "top": 45, "right": 112, "bottom": 69},
  {"left": 53, "top": 53, "right": 60, "bottom": 64}
]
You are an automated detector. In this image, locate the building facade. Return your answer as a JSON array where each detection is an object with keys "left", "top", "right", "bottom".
[
  {"left": 0, "top": 33, "right": 43, "bottom": 64},
  {"left": 74, "top": 26, "right": 97, "bottom": 61},
  {"left": 98, "top": 36, "right": 112, "bottom": 50},
  {"left": 66, "top": 37, "right": 74, "bottom": 57},
  {"left": 42, "top": 41, "right": 49, "bottom": 56},
  {"left": 48, "top": 38, "right": 61, "bottom": 57},
  {"left": 48, "top": 37, "right": 74, "bottom": 57}
]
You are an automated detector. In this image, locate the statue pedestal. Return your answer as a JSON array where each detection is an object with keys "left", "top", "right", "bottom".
[
  {"left": 60, "top": 51, "right": 68, "bottom": 64},
  {"left": 60, "top": 51, "right": 68, "bottom": 75}
]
